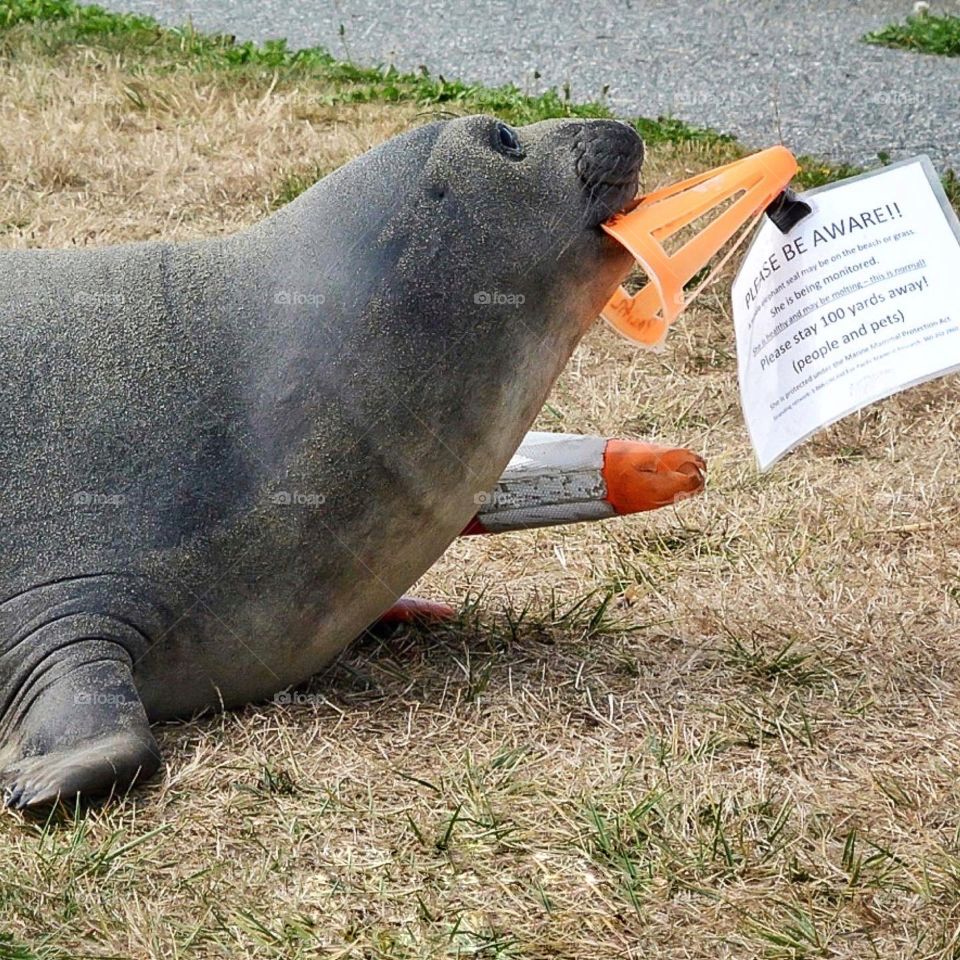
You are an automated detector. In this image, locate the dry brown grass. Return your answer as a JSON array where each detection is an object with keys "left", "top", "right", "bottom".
[{"left": 2, "top": 24, "right": 960, "bottom": 960}]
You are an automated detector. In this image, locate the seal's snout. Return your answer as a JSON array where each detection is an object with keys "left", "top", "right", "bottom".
[{"left": 575, "top": 120, "right": 644, "bottom": 224}]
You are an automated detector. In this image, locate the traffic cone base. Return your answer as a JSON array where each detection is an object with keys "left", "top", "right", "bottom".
[{"left": 601, "top": 146, "right": 799, "bottom": 346}]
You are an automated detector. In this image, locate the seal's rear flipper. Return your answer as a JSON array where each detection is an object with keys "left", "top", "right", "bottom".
[
  {"left": 1, "top": 640, "right": 160, "bottom": 809},
  {"left": 361, "top": 597, "right": 456, "bottom": 641},
  {"left": 376, "top": 598, "right": 455, "bottom": 625}
]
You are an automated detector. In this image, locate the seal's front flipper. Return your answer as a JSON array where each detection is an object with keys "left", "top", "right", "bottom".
[
  {"left": 2, "top": 730, "right": 160, "bottom": 810},
  {"left": 0, "top": 641, "right": 160, "bottom": 809}
]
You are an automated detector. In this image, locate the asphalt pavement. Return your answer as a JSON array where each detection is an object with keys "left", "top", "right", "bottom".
[{"left": 100, "top": 0, "right": 960, "bottom": 170}]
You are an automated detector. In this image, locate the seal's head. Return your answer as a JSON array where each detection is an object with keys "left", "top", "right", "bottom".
[
  {"left": 409, "top": 114, "right": 645, "bottom": 330},
  {"left": 370, "top": 115, "right": 645, "bottom": 433},
  {"left": 343, "top": 114, "right": 644, "bottom": 374}
]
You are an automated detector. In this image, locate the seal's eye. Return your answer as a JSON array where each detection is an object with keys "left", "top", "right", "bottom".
[{"left": 494, "top": 123, "right": 524, "bottom": 160}]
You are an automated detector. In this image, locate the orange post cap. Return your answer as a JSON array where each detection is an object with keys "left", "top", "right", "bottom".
[{"left": 602, "top": 440, "right": 705, "bottom": 515}]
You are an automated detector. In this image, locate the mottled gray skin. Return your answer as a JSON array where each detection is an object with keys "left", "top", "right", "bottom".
[{"left": 0, "top": 115, "right": 642, "bottom": 808}]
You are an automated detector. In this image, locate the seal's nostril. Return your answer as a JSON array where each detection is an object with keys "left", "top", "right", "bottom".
[
  {"left": 574, "top": 120, "right": 644, "bottom": 224},
  {"left": 575, "top": 121, "right": 644, "bottom": 186}
]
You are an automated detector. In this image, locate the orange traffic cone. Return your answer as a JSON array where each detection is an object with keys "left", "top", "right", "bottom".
[{"left": 601, "top": 146, "right": 800, "bottom": 346}]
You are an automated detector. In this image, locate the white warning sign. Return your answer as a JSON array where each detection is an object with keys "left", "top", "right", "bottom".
[{"left": 732, "top": 156, "right": 960, "bottom": 470}]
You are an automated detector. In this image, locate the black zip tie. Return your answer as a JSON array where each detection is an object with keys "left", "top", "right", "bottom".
[{"left": 765, "top": 189, "right": 812, "bottom": 234}]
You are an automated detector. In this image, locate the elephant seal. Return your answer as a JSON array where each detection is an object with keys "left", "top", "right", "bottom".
[{"left": 0, "top": 114, "right": 643, "bottom": 808}]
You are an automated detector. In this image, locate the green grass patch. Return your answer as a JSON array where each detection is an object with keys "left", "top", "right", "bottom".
[
  {"left": 0, "top": 0, "right": 743, "bottom": 146},
  {"left": 865, "top": 12, "right": 960, "bottom": 57},
  {"left": 326, "top": 67, "right": 616, "bottom": 125},
  {"left": 793, "top": 155, "right": 865, "bottom": 192},
  {"left": 0, "top": 0, "right": 789, "bottom": 159},
  {"left": 633, "top": 115, "right": 736, "bottom": 149},
  {"left": 1, "top": 0, "right": 153, "bottom": 34},
  {"left": 0, "top": 931, "right": 67, "bottom": 960},
  {"left": 1, "top": 0, "right": 343, "bottom": 69},
  {"left": 270, "top": 165, "right": 334, "bottom": 210},
  {"left": 2, "top": 0, "right": 956, "bottom": 208},
  {"left": 0, "top": 0, "right": 614, "bottom": 125}
]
